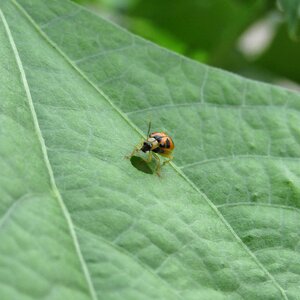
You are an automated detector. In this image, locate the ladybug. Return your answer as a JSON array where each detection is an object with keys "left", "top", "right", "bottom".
[
  {"left": 141, "top": 132, "right": 174, "bottom": 157},
  {"left": 128, "top": 122, "right": 175, "bottom": 174}
]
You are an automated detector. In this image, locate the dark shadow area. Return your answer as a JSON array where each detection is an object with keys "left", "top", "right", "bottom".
[{"left": 130, "top": 156, "right": 154, "bottom": 174}]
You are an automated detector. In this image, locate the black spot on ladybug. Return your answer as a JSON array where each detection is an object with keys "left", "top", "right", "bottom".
[
  {"left": 166, "top": 138, "right": 171, "bottom": 148},
  {"left": 153, "top": 147, "right": 165, "bottom": 153},
  {"left": 153, "top": 135, "right": 162, "bottom": 142}
]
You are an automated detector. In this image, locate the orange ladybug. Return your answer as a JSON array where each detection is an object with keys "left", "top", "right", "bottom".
[
  {"left": 141, "top": 132, "right": 174, "bottom": 158},
  {"left": 129, "top": 122, "right": 175, "bottom": 174}
]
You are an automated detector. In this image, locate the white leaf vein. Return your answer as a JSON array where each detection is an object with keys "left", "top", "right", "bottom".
[
  {"left": 0, "top": 9, "right": 98, "bottom": 300},
  {"left": 9, "top": 1, "right": 289, "bottom": 299}
]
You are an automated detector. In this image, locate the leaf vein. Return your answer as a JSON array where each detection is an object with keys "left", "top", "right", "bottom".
[
  {"left": 126, "top": 101, "right": 300, "bottom": 115},
  {"left": 76, "top": 226, "right": 184, "bottom": 300},
  {"left": 0, "top": 8, "right": 98, "bottom": 300},
  {"left": 180, "top": 154, "right": 300, "bottom": 169},
  {"left": 217, "top": 202, "right": 300, "bottom": 215},
  {"left": 11, "top": 2, "right": 289, "bottom": 298},
  {"left": 74, "top": 43, "right": 135, "bottom": 64},
  {"left": 0, "top": 195, "right": 29, "bottom": 229}
]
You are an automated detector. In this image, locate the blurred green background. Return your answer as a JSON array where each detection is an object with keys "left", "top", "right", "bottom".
[{"left": 72, "top": 0, "right": 300, "bottom": 92}]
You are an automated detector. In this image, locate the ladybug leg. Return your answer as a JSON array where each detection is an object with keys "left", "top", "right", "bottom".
[
  {"left": 153, "top": 154, "right": 162, "bottom": 176},
  {"left": 145, "top": 151, "right": 153, "bottom": 163},
  {"left": 162, "top": 157, "right": 173, "bottom": 167},
  {"left": 125, "top": 141, "right": 143, "bottom": 159},
  {"left": 146, "top": 152, "right": 161, "bottom": 176},
  {"left": 161, "top": 153, "right": 173, "bottom": 167}
]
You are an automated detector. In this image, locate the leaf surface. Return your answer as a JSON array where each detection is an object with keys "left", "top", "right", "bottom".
[{"left": 1, "top": 0, "right": 300, "bottom": 299}]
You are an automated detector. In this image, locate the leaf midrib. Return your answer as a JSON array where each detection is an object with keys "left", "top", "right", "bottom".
[
  {"left": 0, "top": 8, "right": 98, "bottom": 300},
  {"left": 9, "top": 1, "right": 289, "bottom": 298}
]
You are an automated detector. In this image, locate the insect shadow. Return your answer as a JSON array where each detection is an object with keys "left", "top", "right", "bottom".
[{"left": 130, "top": 156, "right": 154, "bottom": 175}]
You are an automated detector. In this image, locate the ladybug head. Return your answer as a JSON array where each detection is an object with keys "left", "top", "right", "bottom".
[{"left": 141, "top": 141, "right": 152, "bottom": 153}]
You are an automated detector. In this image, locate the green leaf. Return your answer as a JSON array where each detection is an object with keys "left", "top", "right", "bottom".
[
  {"left": 278, "top": 0, "right": 300, "bottom": 39},
  {"left": 1, "top": 0, "right": 300, "bottom": 299},
  {"left": 127, "top": 0, "right": 267, "bottom": 65}
]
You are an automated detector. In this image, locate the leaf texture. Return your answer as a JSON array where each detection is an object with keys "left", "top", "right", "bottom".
[{"left": 0, "top": 0, "right": 300, "bottom": 299}]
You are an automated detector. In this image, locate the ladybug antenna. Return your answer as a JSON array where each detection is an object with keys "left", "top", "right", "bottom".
[{"left": 146, "top": 121, "right": 152, "bottom": 137}]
